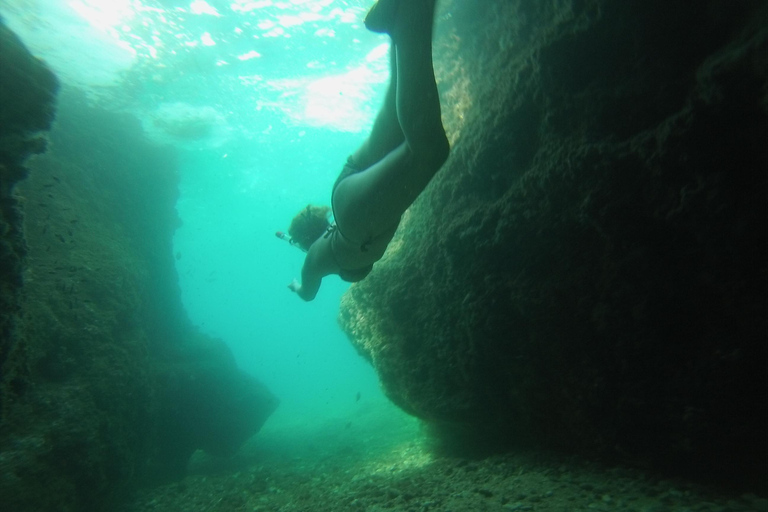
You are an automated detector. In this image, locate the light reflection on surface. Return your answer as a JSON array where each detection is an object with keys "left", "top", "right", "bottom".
[{"left": 0, "top": 0, "right": 385, "bottom": 133}]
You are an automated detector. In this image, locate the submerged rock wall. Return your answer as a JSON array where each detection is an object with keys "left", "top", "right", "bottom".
[
  {"left": 0, "top": 20, "right": 58, "bottom": 420},
  {"left": 339, "top": 0, "right": 768, "bottom": 486},
  {"left": 1, "top": 24, "right": 277, "bottom": 512},
  {"left": 1, "top": 87, "right": 183, "bottom": 511}
]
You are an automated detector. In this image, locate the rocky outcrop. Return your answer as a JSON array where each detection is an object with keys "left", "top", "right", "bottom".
[
  {"left": 339, "top": 0, "right": 768, "bottom": 487},
  {"left": 0, "top": 82, "right": 184, "bottom": 511},
  {"left": 0, "top": 19, "right": 58, "bottom": 420},
  {"left": 0, "top": 23, "right": 277, "bottom": 512},
  {"left": 152, "top": 334, "right": 279, "bottom": 481}
]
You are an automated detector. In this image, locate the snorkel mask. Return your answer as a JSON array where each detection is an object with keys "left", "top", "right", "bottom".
[{"left": 275, "top": 231, "right": 307, "bottom": 252}]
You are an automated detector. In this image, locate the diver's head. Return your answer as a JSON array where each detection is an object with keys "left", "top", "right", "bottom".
[{"left": 288, "top": 204, "right": 332, "bottom": 251}]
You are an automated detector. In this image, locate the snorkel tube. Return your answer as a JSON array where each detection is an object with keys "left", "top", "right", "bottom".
[{"left": 275, "top": 231, "right": 307, "bottom": 252}]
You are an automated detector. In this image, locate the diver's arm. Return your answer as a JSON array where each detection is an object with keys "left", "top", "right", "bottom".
[
  {"left": 288, "top": 237, "right": 335, "bottom": 301},
  {"left": 289, "top": 262, "right": 321, "bottom": 301}
]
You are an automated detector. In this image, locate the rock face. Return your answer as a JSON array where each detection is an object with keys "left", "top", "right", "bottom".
[
  {"left": 0, "top": 20, "right": 59, "bottom": 417},
  {"left": 339, "top": 0, "right": 767, "bottom": 486},
  {"left": 0, "top": 22, "right": 277, "bottom": 511},
  {"left": 153, "top": 334, "right": 279, "bottom": 481}
]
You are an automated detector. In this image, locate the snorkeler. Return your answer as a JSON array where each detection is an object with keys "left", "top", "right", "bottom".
[{"left": 283, "top": 0, "right": 449, "bottom": 301}]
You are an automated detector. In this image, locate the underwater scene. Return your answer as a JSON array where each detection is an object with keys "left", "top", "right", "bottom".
[{"left": 0, "top": 0, "right": 766, "bottom": 511}]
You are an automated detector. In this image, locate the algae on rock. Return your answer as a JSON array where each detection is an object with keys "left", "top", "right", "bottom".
[
  {"left": 1, "top": 27, "right": 278, "bottom": 512},
  {"left": 339, "top": 0, "right": 768, "bottom": 487}
]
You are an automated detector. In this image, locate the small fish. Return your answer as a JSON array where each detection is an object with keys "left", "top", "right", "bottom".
[
  {"left": 70, "top": 219, "right": 79, "bottom": 224},
  {"left": 52, "top": 176, "right": 60, "bottom": 182},
  {"left": 355, "top": 392, "right": 361, "bottom": 402},
  {"left": 55, "top": 234, "right": 65, "bottom": 243}
]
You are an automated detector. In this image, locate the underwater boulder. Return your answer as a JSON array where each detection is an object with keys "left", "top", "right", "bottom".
[
  {"left": 153, "top": 336, "right": 279, "bottom": 480},
  {"left": 339, "top": 0, "right": 767, "bottom": 488}
]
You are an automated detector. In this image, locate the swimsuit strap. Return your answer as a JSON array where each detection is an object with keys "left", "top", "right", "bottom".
[{"left": 327, "top": 222, "right": 371, "bottom": 253}]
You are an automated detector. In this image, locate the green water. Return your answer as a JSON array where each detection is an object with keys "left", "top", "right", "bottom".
[{"left": 1, "top": 0, "right": 412, "bottom": 442}]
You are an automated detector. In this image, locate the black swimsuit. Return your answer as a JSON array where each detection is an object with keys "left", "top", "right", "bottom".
[{"left": 330, "top": 157, "right": 374, "bottom": 283}]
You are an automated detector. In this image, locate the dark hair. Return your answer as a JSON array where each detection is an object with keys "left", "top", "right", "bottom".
[{"left": 288, "top": 205, "right": 331, "bottom": 251}]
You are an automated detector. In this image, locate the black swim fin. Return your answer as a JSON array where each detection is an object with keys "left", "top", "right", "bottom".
[{"left": 364, "top": 0, "right": 399, "bottom": 34}]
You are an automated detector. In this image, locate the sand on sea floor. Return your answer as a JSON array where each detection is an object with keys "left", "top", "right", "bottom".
[{"left": 119, "top": 405, "right": 767, "bottom": 512}]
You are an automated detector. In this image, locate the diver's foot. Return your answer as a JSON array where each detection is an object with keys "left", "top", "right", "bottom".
[{"left": 364, "top": 0, "right": 400, "bottom": 34}]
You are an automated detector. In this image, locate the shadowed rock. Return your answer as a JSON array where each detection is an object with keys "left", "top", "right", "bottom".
[
  {"left": 339, "top": 0, "right": 767, "bottom": 489},
  {"left": 152, "top": 337, "right": 279, "bottom": 481}
]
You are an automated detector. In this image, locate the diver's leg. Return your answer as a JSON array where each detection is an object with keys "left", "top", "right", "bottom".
[
  {"left": 350, "top": 45, "right": 404, "bottom": 169},
  {"left": 335, "top": 0, "right": 448, "bottom": 239},
  {"left": 391, "top": 0, "right": 448, "bottom": 166}
]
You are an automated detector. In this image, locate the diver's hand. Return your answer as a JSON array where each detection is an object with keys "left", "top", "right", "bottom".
[{"left": 288, "top": 279, "right": 301, "bottom": 293}]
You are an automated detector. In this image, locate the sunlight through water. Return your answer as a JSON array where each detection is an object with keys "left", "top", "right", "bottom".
[{"left": 0, "top": 0, "right": 387, "bottom": 132}]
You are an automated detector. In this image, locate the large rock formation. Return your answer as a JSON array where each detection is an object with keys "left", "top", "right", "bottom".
[
  {"left": 339, "top": 0, "right": 767, "bottom": 487},
  {"left": 0, "top": 21, "right": 277, "bottom": 511},
  {"left": 152, "top": 334, "right": 279, "bottom": 481},
  {"left": 0, "top": 19, "right": 59, "bottom": 418}
]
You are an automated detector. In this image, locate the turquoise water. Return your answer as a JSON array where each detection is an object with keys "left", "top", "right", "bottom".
[{"left": 1, "top": 0, "right": 408, "bottom": 435}]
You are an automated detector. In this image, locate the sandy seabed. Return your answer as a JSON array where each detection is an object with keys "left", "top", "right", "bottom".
[{"left": 119, "top": 402, "right": 766, "bottom": 512}]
